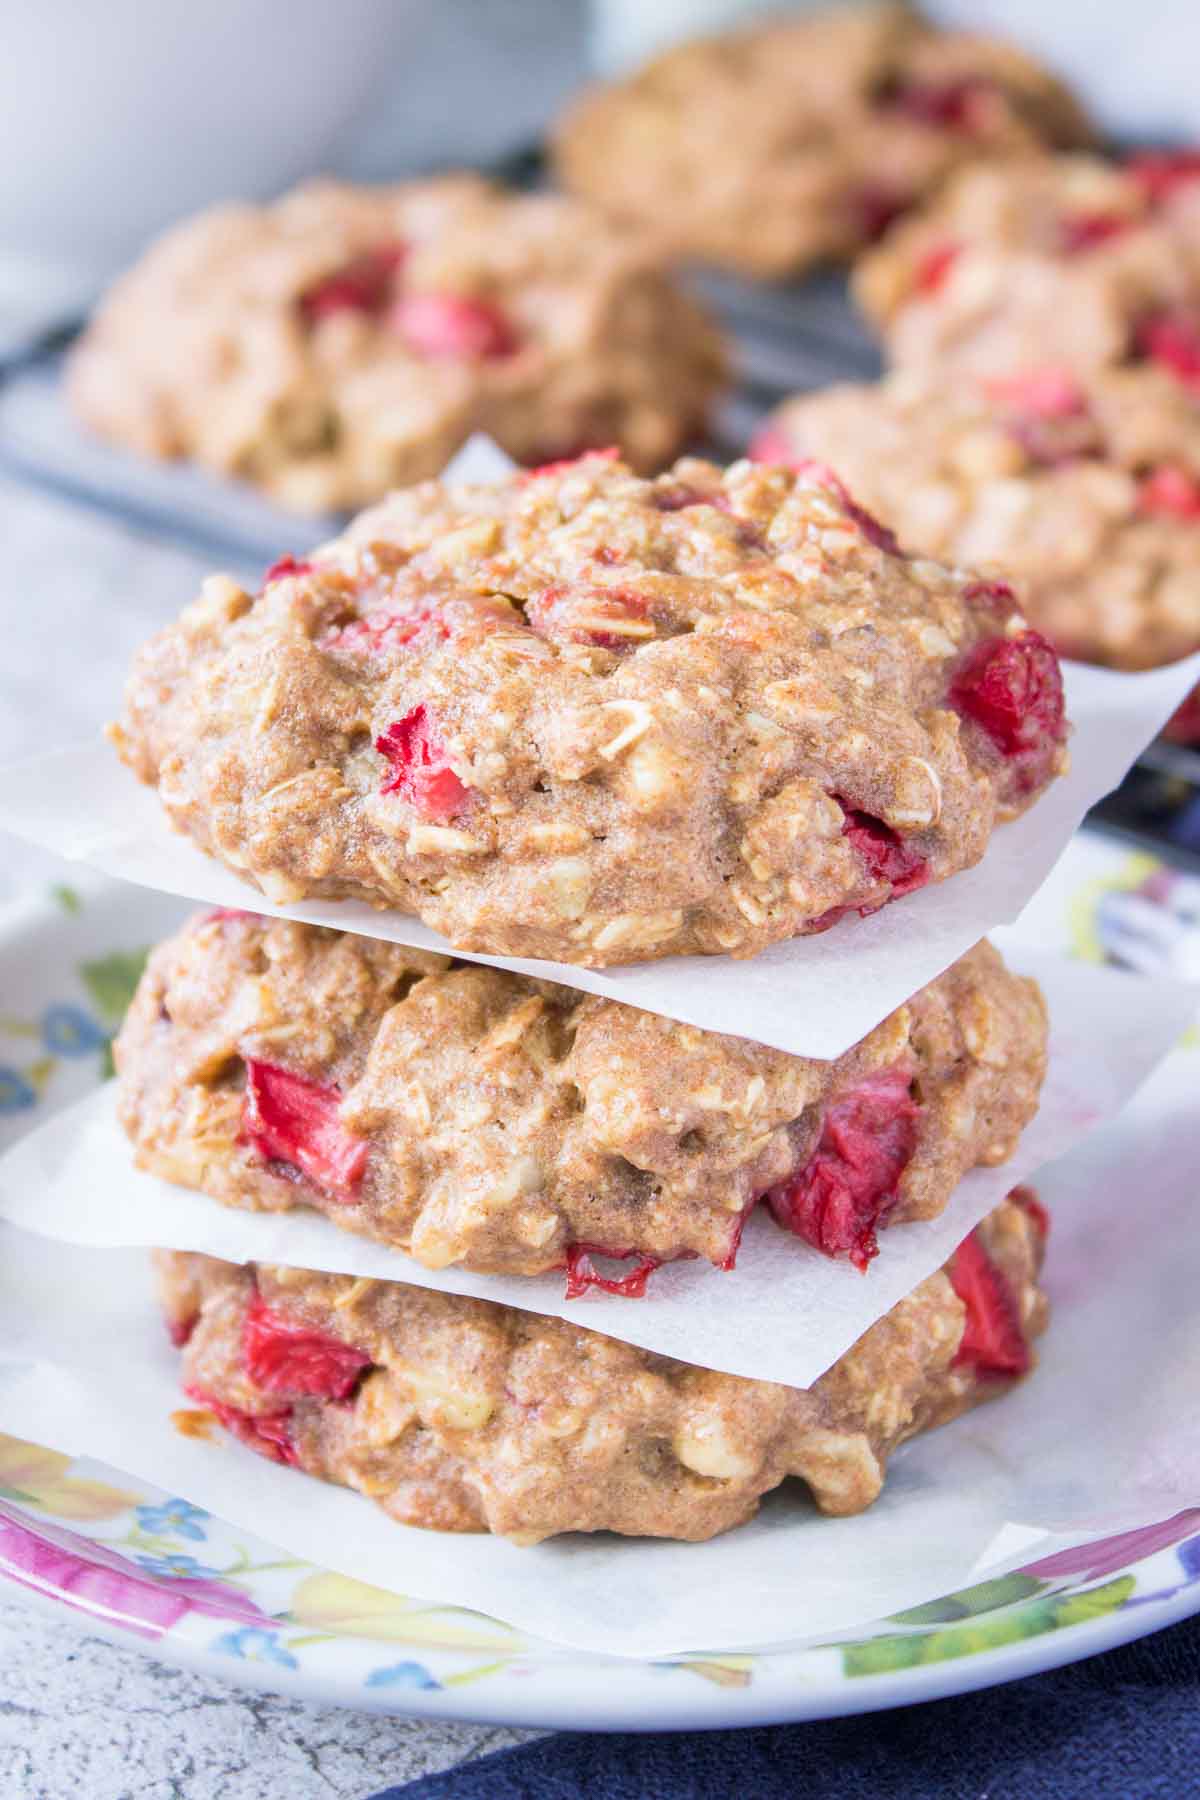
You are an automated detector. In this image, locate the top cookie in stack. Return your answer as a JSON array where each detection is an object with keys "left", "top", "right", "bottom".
[{"left": 110, "top": 450, "right": 1070, "bottom": 968}]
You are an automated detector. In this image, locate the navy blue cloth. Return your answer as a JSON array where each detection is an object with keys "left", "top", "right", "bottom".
[{"left": 372, "top": 1611, "right": 1200, "bottom": 1800}]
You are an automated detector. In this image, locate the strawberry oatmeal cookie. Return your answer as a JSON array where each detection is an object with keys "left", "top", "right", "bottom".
[
  {"left": 116, "top": 912, "right": 1046, "bottom": 1285},
  {"left": 67, "top": 175, "right": 725, "bottom": 512},
  {"left": 552, "top": 2, "right": 1092, "bottom": 280},
  {"left": 855, "top": 151, "right": 1200, "bottom": 378},
  {"left": 753, "top": 363, "right": 1200, "bottom": 731},
  {"left": 110, "top": 453, "right": 1070, "bottom": 966},
  {"left": 155, "top": 1190, "right": 1048, "bottom": 1542}
]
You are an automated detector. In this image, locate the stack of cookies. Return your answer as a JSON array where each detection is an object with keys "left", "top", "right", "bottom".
[{"left": 105, "top": 448, "right": 1069, "bottom": 1544}]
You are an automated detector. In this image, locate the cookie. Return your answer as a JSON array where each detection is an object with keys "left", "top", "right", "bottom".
[
  {"left": 67, "top": 175, "right": 725, "bottom": 512},
  {"left": 155, "top": 1189, "right": 1047, "bottom": 1543},
  {"left": 110, "top": 452, "right": 1070, "bottom": 966},
  {"left": 855, "top": 151, "right": 1200, "bottom": 378},
  {"left": 755, "top": 361, "right": 1200, "bottom": 681},
  {"left": 553, "top": 2, "right": 1092, "bottom": 279},
  {"left": 117, "top": 912, "right": 1046, "bottom": 1283}
]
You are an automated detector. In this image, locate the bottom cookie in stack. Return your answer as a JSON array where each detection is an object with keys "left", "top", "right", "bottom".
[{"left": 156, "top": 1188, "right": 1047, "bottom": 1545}]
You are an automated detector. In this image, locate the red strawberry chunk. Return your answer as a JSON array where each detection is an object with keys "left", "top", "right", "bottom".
[
  {"left": 882, "top": 75, "right": 993, "bottom": 132},
  {"left": 1129, "top": 150, "right": 1200, "bottom": 206},
  {"left": 300, "top": 244, "right": 407, "bottom": 323},
  {"left": 1010, "top": 1184, "right": 1050, "bottom": 1243},
  {"left": 525, "top": 583, "right": 652, "bottom": 652},
  {"left": 913, "top": 240, "right": 961, "bottom": 295},
  {"left": 1139, "top": 465, "right": 1200, "bottom": 519},
  {"left": 1136, "top": 309, "right": 1200, "bottom": 392},
  {"left": 325, "top": 601, "right": 452, "bottom": 656},
  {"left": 167, "top": 1315, "right": 197, "bottom": 1349},
  {"left": 949, "top": 630, "right": 1066, "bottom": 791},
  {"left": 563, "top": 1244, "right": 661, "bottom": 1300},
  {"left": 987, "top": 367, "right": 1087, "bottom": 420},
  {"left": 839, "top": 804, "right": 930, "bottom": 900},
  {"left": 519, "top": 447, "right": 620, "bottom": 482},
  {"left": 748, "top": 424, "right": 797, "bottom": 466},
  {"left": 1164, "top": 685, "right": 1200, "bottom": 744},
  {"left": 1059, "top": 212, "right": 1133, "bottom": 254},
  {"left": 263, "top": 555, "right": 314, "bottom": 586},
  {"left": 765, "top": 1065, "right": 921, "bottom": 1271},
  {"left": 962, "top": 579, "right": 1018, "bottom": 610},
  {"left": 182, "top": 1382, "right": 298, "bottom": 1466},
  {"left": 243, "top": 1059, "right": 367, "bottom": 1199},
  {"left": 376, "top": 704, "right": 472, "bottom": 819},
  {"left": 789, "top": 458, "right": 904, "bottom": 555},
  {"left": 948, "top": 1231, "right": 1030, "bottom": 1377},
  {"left": 853, "top": 183, "right": 912, "bottom": 243},
  {"left": 391, "top": 292, "right": 518, "bottom": 360},
  {"left": 242, "top": 1292, "right": 371, "bottom": 1402}
]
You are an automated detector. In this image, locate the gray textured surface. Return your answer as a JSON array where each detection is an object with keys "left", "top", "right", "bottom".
[
  {"left": 0, "top": 477, "right": 541, "bottom": 1794},
  {"left": 0, "top": 1596, "right": 536, "bottom": 1800}
]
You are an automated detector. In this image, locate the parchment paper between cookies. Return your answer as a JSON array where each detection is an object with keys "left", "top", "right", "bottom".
[
  {"left": 1, "top": 637, "right": 1196, "bottom": 1063},
  {"left": 0, "top": 947, "right": 1191, "bottom": 1390},
  {"left": 0, "top": 1043, "right": 1196, "bottom": 1659}
]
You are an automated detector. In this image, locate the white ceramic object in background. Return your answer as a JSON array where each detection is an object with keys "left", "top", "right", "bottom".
[{"left": 0, "top": 0, "right": 416, "bottom": 329}]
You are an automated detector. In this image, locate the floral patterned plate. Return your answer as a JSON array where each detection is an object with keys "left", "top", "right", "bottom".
[{"left": 1, "top": 868, "right": 1199, "bottom": 1731}]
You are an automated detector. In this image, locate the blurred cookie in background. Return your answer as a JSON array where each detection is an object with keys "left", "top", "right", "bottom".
[
  {"left": 553, "top": 1, "right": 1094, "bottom": 280},
  {"left": 67, "top": 175, "right": 726, "bottom": 513},
  {"left": 854, "top": 150, "right": 1200, "bottom": 377},
  {"left": 753, "top": 359, "right": 1200, "bottom": 737}
]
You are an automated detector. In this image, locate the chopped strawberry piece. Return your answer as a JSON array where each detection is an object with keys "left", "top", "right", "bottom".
[
  {"left": 1164, "top": 685, "right": 1200, "bottom": 743},
  {"left": 166, "top": 1315, "right": 197, "bottom": 1349},
  {"left": 1139, "top": 465, "right": 1200, "bottom": 518},
  {"left": 242, "top": 1292, "right": 371, "bottom": 1402},
  {"left": 718, "top": 1205, "right": 753, "bottom": 1272},
  {"left": 563, "top": 1244, "right": 661, "bottom": 1300},
  {"left": 263, "top": 555, "right": 314, "bottom": 586},
  {"left": 748, "top": 424, "right": 797, "bottom": 466},
  {"left": 882, "top": 75, "right": 993, "bottom": 131},
  {"left": 1059, "top": 212, "right": 1133, "bottom": 254},
  {"left": 853, "top": 183, "right": 911, "bottom": 243},
  {"left": 243, "top": 1059, "right": 367, "bottom": 1199},
  {"left": 182, "top": 1383, "right": 298, "bottom": 1466},
  {"left": 948, "top": 1231, "right": 1030, "bottom": 1377},
  {"left": 203, "top": 907, "right": 256, "bottom": 927},
  {"left": 519, "top": 447, "right": 620, "bottom": 482},
  {"left": 376, "top": 703, "right": 472, "bottom": 818},
  {"left": 1129, "top": 149, "right": 1200, "bottom": 206},
  {"left": 962, "top": 579, "right": 1017, "bottom": 608},
  {"left": 325, "top": 601, "right": 451, "bottom": 656},
  {"left": 987, "top": 367, "right": 1087, "bottom": 420},
  {"left": 1135, "top": 308, "right": 1200, "bottom": 392},
  {"left": 391, "top": 292, "right": 518, "bottom": 360},
  {"left": 299, "top": 244, "right": 407, "bottom": 323},
  {"left": 765, "top": 1065, "right": 921, "bottom": 1271},
  {"left": 838, "top": 804, "right": 929, "bottom": 900},
  {"left": 949, "top": 630, "right": 1066, "bottom": 791},
  {"left": 790, "top": 458, "right": 904, "bottom": 555},
  {"left": 1010, "top": 1184, "right": 1049, "bottom": 1242},
  {"left": 525, "top": 583, "right": 652, "bottom": 652},
  {"left": 913, "top": 240, "right": 960, "bottom": 295}
]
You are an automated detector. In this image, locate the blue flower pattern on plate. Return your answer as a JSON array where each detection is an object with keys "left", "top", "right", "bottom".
[
  {"left": 212, "top": 1627, "right": 299, "bottom": 1669},
  {"left": 0, "top": 1068, "right": 36, "bottom": 1113},
  {"left": 135, "top": 1552, "right": 224, "bottom": 1581},
  {"left": 135, "top": 1499, "right": 210, "bottom": 1542},
  {"left": 40, "top": 1004, "right": 106, "bottom": 1057},
  {"left": 366, "top": 1660, "right": 441, "bottom": 1691}
]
